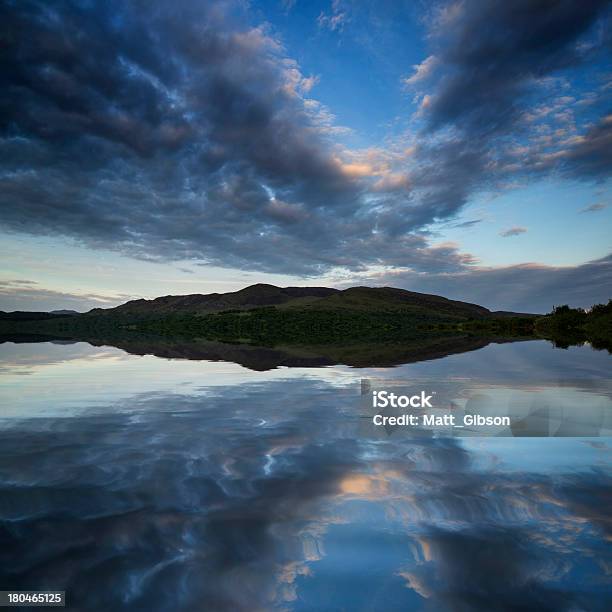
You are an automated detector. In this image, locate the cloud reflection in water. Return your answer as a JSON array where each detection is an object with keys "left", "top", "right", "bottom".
[{"left": 0, "top": 377, "right": 610, "bottom": 611}]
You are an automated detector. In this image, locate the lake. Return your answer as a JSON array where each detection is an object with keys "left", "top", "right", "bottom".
[{"left": 0, "top": 338, "right": 610, "bottom": 611}]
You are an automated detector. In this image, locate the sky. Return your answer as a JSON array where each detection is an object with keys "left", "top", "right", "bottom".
[{"left": 1, "top": 0, "right": 611, "bottom": 313}]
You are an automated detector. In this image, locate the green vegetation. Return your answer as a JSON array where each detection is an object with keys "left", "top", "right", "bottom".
[
  {"left": 133, "top": 307, "right": 540, "bottom": 346},
  {"left": 433, "top": 316, "right": 536, "bottom": 336},
  {"left": 0, "top": 312, "right": 137, "bottom": 338},
  {"left": 136, "top": 307, "right": 464, "bottom": 344},
  {"left": 535, "top": 300, "right": 612, "bottom": 351}
]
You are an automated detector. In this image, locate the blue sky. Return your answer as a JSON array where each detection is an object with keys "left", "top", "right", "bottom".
[{"left": 1, "top": 0, "right": 611, "bottom": 312}]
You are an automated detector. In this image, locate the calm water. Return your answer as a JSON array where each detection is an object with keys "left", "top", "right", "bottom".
[{"left": 0, "top": 339, "right": 611, "bottom": 611}]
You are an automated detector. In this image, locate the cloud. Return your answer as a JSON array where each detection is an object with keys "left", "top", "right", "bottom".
[
  {"left": 346, "top": 254, "right": 612, "bottom": 313},
  {"left": 422, "top": 0, "right": 610, "bottom": 135},
  {"left": 403, "top": 55, "right": 439, "bottom": 87},
  {"left": 317, "top": 1, "right": 349, "bottom": 32},
  {"left": 400, "top": 0, "right": 612, "bottom": 224},
  {"left": 281, "top": 0, "right": 297, "bottom": 13},
  {"left": 499, "top": 226, "right": 527, "bottom": 237},
  {"left": 0, "top": 280, "right": 130, "bottom": 312},
  {"left": 0, "top": 0, "right": 462, "bottom": 278},
  {"left": 580, "top": 202, "right": 608, "bottom": 213},
  {"left": 450, "top": 219, "right": 483, "bottom": 229},
  {"left": 560, "top": 114, "right": 612, "bottom": 179}
]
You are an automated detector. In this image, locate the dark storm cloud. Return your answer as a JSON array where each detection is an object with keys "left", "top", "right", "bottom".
[
  {"left": 0, "top": 0, "right": 611, "bottom": 299},
  {"left": 423, "top": 0, "right": 610, "bottom": 135},
  {"left": 404, "top": 0, "right": 612, "bottom": 224},
  {"left": 1, "top": 0, "right": 474, "bottom": 277},
  {"left": 560, "top": 113, "right": 612, "bottom": 179},
  {"left": 0, "top": 0, "right": 375, "bottom": 274},
  {"left": 401, "top": 136, "right": 487, "bottom": 229}
]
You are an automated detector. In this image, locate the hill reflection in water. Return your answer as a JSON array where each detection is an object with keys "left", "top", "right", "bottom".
[{"left": 0, "top": 331, "right": 530, "bottom": 370}]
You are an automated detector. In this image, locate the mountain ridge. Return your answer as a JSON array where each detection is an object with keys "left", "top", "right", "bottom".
[
  {"left": 88, "top": 284, "right": 339, "bottom": 315},
  {"left": 86, "top": 283, "right": 522, "bottom": 319}
]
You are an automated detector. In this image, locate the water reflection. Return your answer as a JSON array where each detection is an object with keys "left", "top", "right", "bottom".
[
  {"left": 1, "top": 332, "right": 508, "bottom": 370},
  {"left": 0, "top": 342, "right": 610, "bottom": 610}
]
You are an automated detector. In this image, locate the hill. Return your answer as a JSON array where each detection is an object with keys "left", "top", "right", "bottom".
[
  {"left": 278, "top": 286, "right": 491, "bottom": 319},
  {"left": 2, "top": 286, "right": 609, "bottom": 357},
  {"left": 88, "top": 283, "right": 499, "bottom": 320},
  {"left": 89, "top": 284, "right": 338, "bottom": 316},
  {"left": 0, "top": 284, "right": 540, "bottom": 348}
]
